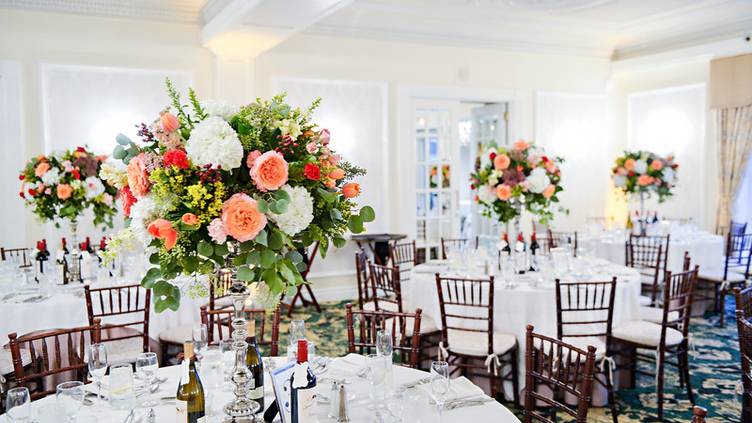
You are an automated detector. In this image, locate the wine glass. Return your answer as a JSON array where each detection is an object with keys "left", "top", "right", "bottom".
[
  {"left": 87, "top": 343, "right": 108, "bottom": 400},
  {"left": 192, "top": 324, "right": 208, "bottom": 361},
  {"left": 5, "top": 387, "right": 31, "bottom": 422},
  {"left": 56, "top": 381, "right": 85, "bottom": 422},
  {"left": 430, "top": 361, "right": 450, "bottom": 417},
  {"left": 135, "top": 352, "right": 159, "bottom": 407}
]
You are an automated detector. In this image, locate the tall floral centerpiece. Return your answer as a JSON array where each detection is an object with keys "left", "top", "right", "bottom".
[
  {"left": 19, "top": 147, "right": 117, "bottom": 281},
  {"left": 611, "top": 151, "right": 678, "bottom": 232},
  {"left": 101, "top": 80, "right": 373, "bottom": 419},
  {"left": 470, "top": 139, "right": 565, "bottom": 235}
]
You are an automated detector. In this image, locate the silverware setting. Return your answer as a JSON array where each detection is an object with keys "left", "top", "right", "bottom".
[{"left": 400, "top": 377, "right": 431, "bottom": 389}]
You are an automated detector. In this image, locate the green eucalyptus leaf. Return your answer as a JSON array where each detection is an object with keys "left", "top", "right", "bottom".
[
  {"left": 254, "top": 230, "right": 268, "bottom": 247},
  {"left": 115, "top": 133, "right": 132, "bottom": 145},
  {"left": 237, "top": 266, "right": 255, "bottom": 281},
  {"left": 113, "top": 145, "right": 127, "bottom": 160},
  {"left": 348, "top": 215, "right": 364, "bottom": 233},
  {"left": 247, "top": 251, "right": 261, "bottom": 265},
  {"left": 289, "top": 251, "right": 304, "bottom": 264},
  {"left": 262, "top": 269, "right": 283, "bottom": 294},
  {"left": 197, "top": 240, "right": 213, "bottom": 257},
  {"left": 333, "top": 236, "right": 347, "bottom": 248},
  {"left": 329, "top": 209, "right": 343, "bottom": 222},
  {"left": 149, "top": 253, "right": 160, "bottom": 265},
  {"left": 317, "top": 188, "right": 336, "bottom": 203},
  {"left": 360, "top": 206, "right": 376, "bottom": 222},
  {"left": 256, "top": 198, "right": 269, "bottom": 213},
  {"left": 260, "top": 249, "right": 276, "bottom": 268},
  {"left": 274, "top": 189, "right": 290, "bottom": 202},
  {"left": 269, "top": 231, "right": 283, "bottom": 251},
  {"left": 214, "top": 243, "right": 229, "bottom": 257},
  {"left": 183, "top": 256, "right": 199, "bottom": 273},
  {"left": 233, "top": 253, "right": 248, "bottom": 266},
  {"left": 279, "top": 261, "right": 296, "bottom": 283}
]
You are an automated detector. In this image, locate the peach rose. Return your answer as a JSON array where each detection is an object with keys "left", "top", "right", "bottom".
[
  {"left": 160, "top": 112, "right": 180, "bottom": 133},
  {"left": 147, "top": 218, "right": 178, "bottom": 250},
  {"left": 325, "top": 179, "right": 336, "bottom": 188},
  {"left": 221, "top": 193, "right": 267, "bottom": 242},
  {"left": 250, "top": 151, "right": 288, "bottom": 192},
  {"left": 637, "top": 175, "right": 654, "bottom": 186},
  {"left": 651, "top": 160, "right": 663, "bottom": 171},
  {"left": 246, "top": 150, "right": 262, "bottom": 169},
  {"left": 545, "top": 161, "right": 556, "bottom": 173},
  {"left": 543, "top": 184, "right": 556, "bottom": 199},
  {"left": 126, "top": 153, "right": 150, "bottom": 198},
  {"left": 342, "top": 182, "right": 360, "bottom": 198},
  {"left": 181, "top": 213, "right": 198, "bottom": 225},
  {"left": 496, "top": 184, "right": 512, "bottom": 201},
  {"left": 624, "top": 159, "right": 635, "bottom": 171},
  {"left": 329, "top": 168, "right": 345, "bottom": 180},
  {"left": 493, "top": 154, "right": 510, "bottom": 171},
  {"left": 56, "top": 184, "right": 73, "bottom": 200},
  {"left": 514, "top": 140, "right": 530, "bottom": 150},
  {"left": 35, "top": 162, "right": 51, "bottom": 177}
]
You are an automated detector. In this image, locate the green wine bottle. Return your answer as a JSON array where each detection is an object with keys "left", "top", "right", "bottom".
[
  {"left": 176, "top": 341, "right": 206, "bottom": 423},
  {"left": 245, "top": 319, "right": 264, "bottom": 412}
]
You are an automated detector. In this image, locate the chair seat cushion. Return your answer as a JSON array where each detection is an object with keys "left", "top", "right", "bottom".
[
  {"left": 562, "top": 336, "right": 607, "bottom": 359},
  {"left": 403, "top": 314, "right": 439, "bottom": 337},
  {"left": 158, "top": 324, "right": 193, "bottom": 345},
  {"left": 447, "top": 330, "right": 516, "bottom": 357},
  {"left": 102, "top": 336, "right": 146, "bottom": 365},
  {"left": 0, "top": 347, "right": 31, "bottom": 375},
  {"left": 639, "top": 306, "right": 679, "bottom": 324},
  {"left": 612, "top": 320, "right": 683, "bottom": 347},
  {"left": 698, "top": 268, "right": 747, "bottom": 283},
  {"left": 638, "top": 295, "right": 653, "bottom": 306},
  {"left": 212, "top": 296, "right": 234, "bottom": 309},
  {"left": 362, "top": 301, "right": 400, "bottom": 313}
]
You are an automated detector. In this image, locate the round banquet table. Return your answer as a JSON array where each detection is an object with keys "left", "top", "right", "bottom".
[
  {"left": 10, "top": 355, "right": 520, "bottom": 423},
  {"left": 580, "top": 229, "right": 724, "bottom": 273}
]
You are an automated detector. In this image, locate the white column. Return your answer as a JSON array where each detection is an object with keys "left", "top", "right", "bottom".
[{"left": 206, "top": 34, "right": 261, "bottom": 106}]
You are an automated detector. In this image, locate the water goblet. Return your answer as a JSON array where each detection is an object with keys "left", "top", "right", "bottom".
[
  {"left": 87, "top": 343, "right": 108, "bottom": 400},
  {"left": 56, "top": 381, "right": 85, "bottom": 422},
  {"left": 430, "top": 361, "right": 450, "bottom": 417},
  {"left": 5, "top": 387, "right": 31, "bottom": 422},
  {"left": 135, "top": 352, "right": 159, "bottom": 407}
]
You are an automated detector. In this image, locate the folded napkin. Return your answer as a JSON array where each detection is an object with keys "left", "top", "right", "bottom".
[
  {"left": 329, "top": 353, "right": 367, "bottom": 374},
  {"left": 418, "top": 375, "right": 484, "bottom": 402}
]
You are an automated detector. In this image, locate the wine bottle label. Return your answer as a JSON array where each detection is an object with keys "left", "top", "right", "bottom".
[
  {"left": 181, "top": 360, "right": 189, "bottom": 383},
  {"left": 294, "top": 388, "right": 317, "bottom": 423},
  {"left": 197, "top": 418, "right": 206, "bottom": 423},
  {"left": 176, "top": 400, "right": 187, "bottom": 422},
  {"left": 249, "top": 385, "right": 264, "bottom": 400}
]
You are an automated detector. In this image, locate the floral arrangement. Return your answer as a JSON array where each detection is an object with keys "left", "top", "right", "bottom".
[
  {"left": 470, "top": 140, "right": 564, "bottom": 224},
  {"left": 611, "top": 151, "right": 677, "bottom": 202},
  {"left": 101, "top": 80, "right": 373, "bottom": 312},
  {"left": 19, "top": 147, "right": 117, "bottom": 227}
]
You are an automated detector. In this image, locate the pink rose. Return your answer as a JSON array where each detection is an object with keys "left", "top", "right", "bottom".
[
  {"left": 250, "top": 151, "right": 288, "bottom": 192},
  {"left": 545, "top": 161, "right": 556, "bottom": 173},
  {"left": 319, "top": 129, "right": 331, "bottom": 145},
  {"left": 637, "top": 175, "right": 654, "bottom": 186},
  {"left": 246, "top": 150, "right": 262, "bottom": 169},
  {"left": 160, "top": 112, "right": 180, "bottom": 133},
  {"left": 35, "top": 162, "right": 50, "bottom": 177},
  {"left": 126, "top": 153, "right": 150, "bottom": 198},
  {"left": 514, "top": 140, "right": 530, "bottom": 150},
  {"left": 147, "top": 218, "right": 178, "bottom": 250},
  {"left": 221, "top": 193, "right": 267, "bottom": 242},
  {"left": 616, "top": 167, "right": 627, "bottom": 176},
  {"left": 493, "top": 154, "right": 510, "bottom": 171},
  {"left": 306, "top": 142, "right": 318, "bottom": 154},
  {"left": 651, "top": 160, "right": 663, "bottom": 171},
  {"left": 543, "top": 184, "right": 556, "bottom": 199},
  {"left": 208, "top": 218, "right": 227, "bottom": 244},
  {"left": 496, "top": 184, "right": 512, "bottom": 201},
  {"left": 329, "top": 154, "right": 341, "bottom": 166},
  {"left": 56, "top": 184, "right": 73, "bottom": 200}
]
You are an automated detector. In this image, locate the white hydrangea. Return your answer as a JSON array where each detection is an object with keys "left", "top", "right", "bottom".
[
  {"left": 613, "top": 174, "right": 627, "bottom": 188},
  {"left": 71, "top": 180, "right": 83, "bottom": 190},
  {"left": 663, "top": 167, "right": 675, "bottom": 183},
  {"left": 268, "top": 185, "right": 314, "bottom": 236},
  {"left": 129, "top": 195, "right": 160, "bottom": 246},
  {"left": 202, "top": 100, "right": 239, "bottom": 121},
  {"left": 84, "top": 176, "right": 105, "bottom": 199},
  {"left": 186, "top": 117, "right": 243, "bottom": 170},
  {"left": 634, "top": 160, "right": 648, "bottom": 174},
  {"left": 488, "top": 170, "right": 502, "bottom": 186},
  {"left": 478, "top": 184, "right": 496, "bottom": 203},
  {"left": 41, "top": 168, "right": 60, "bottom": 185},
  {"left": 99, "top": 160, "right": 128, "bottom": 189},
  {"left": 527, "top": 167, "right": 550, "bottom": 194}
]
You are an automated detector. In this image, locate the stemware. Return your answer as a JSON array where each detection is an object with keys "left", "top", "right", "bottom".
[
  {"left": 5, "top": 387, "right": 31, "bottom": 422},
  {"left": 56, "top": 381, "right": 85, "bottom": 422},
  {"left": 430, "top": 361, "right": 450, "bottom": 417},
  {"left": 87, "top": 343, "right": 108, "bottom": 400},
  {"left": 366, "top": 354, "right": 387, "bottom": 409},
  {"left": 219, "top": 339, "right": 235, "bottom": 381},
  {"left": 288, "top": 319, "right": 306, "bottom": 360},
  {"left": 192, "top": 324, "right": 208, "bottom": 361},
  {"left": 135, "top": 352, "right": 159, "bottom": 407}
]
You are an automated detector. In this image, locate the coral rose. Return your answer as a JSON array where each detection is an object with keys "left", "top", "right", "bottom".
[
  {"left": 542, "top": 184, "right": 556, "bottom": 199},
  {"left": 514, "top": 140, "right": 530, "bottom": 150},
  {"left": 637, "top": 175, "right": 654, "bottom": 186},
  {"left": 250, "top": 151, "right": 288, "bottom": 192},
  {"left": 545, "top": 160, "right": 557, "bottom": 173},
  {"left": 246, "top": 150, "right": 262, "bottom": 168},
  {"left": 160, "top": 112, "right": 180, "bottom": 133},
  {"left": 651, "top": 160, "right": 663, "bottom": 171},
  {"left": 221, "top": 193, "right": 267, "bottom": 242},
  {"left": 624, "top": 159, "right": 635, "bottom": 171},
  {"left": 493, "top": 154, "right": 510, "bottom": 171},
  {"left": 496, "top": 184, "right": 512, "bottom": 201},
  {"left": 181, "top": 213, "right": 198, "bottom": 225},
  {"left": 119, "top": 186, "right": 137, "bottom": 217},
  {"left": 304, "top": 163, "right": 321, "bottom": 181},
  {"left": 325, "top": 180, "right": 336, "bottom": 188},
  {"left": 147, "top": 218, "right": 178, "bottom": 250},
  {"left": 329, "top": 168, "right": 345, "bottom": 180},
  {"left": 35, "top": 162, "right": 50, "bottom": 177},
  {"left": 342, "top": 182, "right": 360, "bottom": 198},
  {"left": 56, "top": 184, "right": 73, "bottom": 200},
  {"left": 126, "top": 153, "right": 151, "bottom": 198}
]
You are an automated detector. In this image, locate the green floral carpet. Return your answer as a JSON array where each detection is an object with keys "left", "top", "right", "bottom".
[{"left": 283, "top": 299, "right": 743, "bottom": 422}]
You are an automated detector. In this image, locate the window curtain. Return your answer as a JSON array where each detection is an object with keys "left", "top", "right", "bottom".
[{"left": 710, "top": 54, "right": 752, "bottom": 232}]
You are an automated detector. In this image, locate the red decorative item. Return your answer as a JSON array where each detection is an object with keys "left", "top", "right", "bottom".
[{"left": 304, "top": 163, "right": 321, "bottom": 181}]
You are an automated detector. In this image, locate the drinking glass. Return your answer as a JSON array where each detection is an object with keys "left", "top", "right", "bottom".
[
  {"left": 386, "top": 386, "right": 406, "bottom": 422},
  {"left": 430, "top": 361, "right": 450, "bottom": 417},
  {"left": 87, "top": 343, "right": 108, "bottom": 400},
  {"left": 367, "top": 354, "right": 387, "bottom": 408},
  {"left": 135, "top": 352, "right": 159, "bottom": 407},
  {"left": 288, "top": 319, "right": 306, "bottom": 360},
  {"left": 108, "top": 363, "right": 135, "bottom": 410},
  {"left": 192, "top": 324, "right": 208, "bottom": 361},
  {"left": 5, "top": 387, "right": 31, "bottom": 422},
  {"left": 219, "top": 339, "right": 235, "bottom": 381},
  {"left": 201, "top": 345, "right": 223, "bottom": 389},
  {"left": 56, "top": 381, "right": 84, "bottom": 422},
  {"left": 376, "top": 329, "right": 394, "bottom": 386}
]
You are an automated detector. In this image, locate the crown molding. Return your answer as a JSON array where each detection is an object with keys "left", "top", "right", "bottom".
[{"left": 0, "top": 0, "right": 203, "bottom": 23}]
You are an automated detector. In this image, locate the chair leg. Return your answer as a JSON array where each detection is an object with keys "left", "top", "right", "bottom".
[
  {"left": 511, "top": 348, "right": 520, "bottom": 407},
  {"left": 720, "top": 288, "right": 727, "bottom": 328},
  {"left": 656, "top": 349, "right": 666, "bottom": 421},
  {"left": 682, "top": 349, "right": 695, "bottom": 404},
  {"left": 604, "top": 360, "right": 618, "bottom": 423},
  {"left": 160, "top": 341, "right": 169, "bottom": 366},
  {"left": 304, "top": 284, "right": 322, "bottom": 313}
]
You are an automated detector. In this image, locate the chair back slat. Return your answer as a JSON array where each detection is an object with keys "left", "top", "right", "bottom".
[
  {"left": 555, "top": 278, "right": 616, "bottom": 342},
  {"left": 84, "top": 284, "right": 150, "bottom": 353},
  {"left": 355, "top": 250, "right": 374, "bottom": 310},
  {"left": 545, "top": 231, "right": 578, "bottom": 256},
  {"left": 524, "top": 325, "right": 596, "bottom": 423},
  {"left": 626, "top": 234, "right": 670, "bottom": 304},
  {"left": 368, "top": 262, "right": 403, "bottom": 312},
  {"left": 199, "top": 306, "right": 280, "bottom": 356},
  {"left": 724, "top": 233, "right": 752, "bottom": 279},
  {"left": 440, "top": 236, "right": 478, "bottom": 260},
  {"left": 735, "top": 286, "right": 752, "bottom": 321},
  {"left": 435, "top": 274, "right": 494, "bottom": 355},
  {"left": 0, "top": 247, "right": 34, "bottom": 268},
  {"left": 345, "top": 303, "right": 422, "bottom": 368},
  {"left": 389, "top": 240, "right": 417, "bottom": 284},
  {"left": 662, "top": 265, "right": 699, "bottom": 337}
]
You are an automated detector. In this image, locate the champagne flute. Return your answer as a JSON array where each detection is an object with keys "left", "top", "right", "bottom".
[
  {"left": 87, "top": 343, "right": 108, "bottom": 400},
  {"left": 288, "top": 319, "right": 305, "bottom": 360},
  {"left": 56, "top": 381, "right": 85, "bottom": 422},
  {"left": 192, "top": 324, "right": 208, "bottom": 361},
  {"left": 430, "top": 361, "right": 450, "bottom": 418},
  {"left": 5, "top": 387, "right": 31, "bottom": 422},
  {"left": 135, "top": 352, "right": 159, "bottom": 407}
]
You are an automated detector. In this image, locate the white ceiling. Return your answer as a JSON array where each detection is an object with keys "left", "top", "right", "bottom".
[{"left": 1, "top": 0, "right": 751, "bottom": 59}]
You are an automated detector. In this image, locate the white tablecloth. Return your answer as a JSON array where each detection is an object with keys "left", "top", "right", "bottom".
[
  {"left": 580, "top": 230, "right": 724, "bottom": 272},
  {"left": 16, "top": 355, "right": 520, "bottom": 422}
]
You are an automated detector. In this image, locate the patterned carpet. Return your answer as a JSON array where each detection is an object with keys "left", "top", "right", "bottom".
[{"left": 282, "top": 298, "right": 743, "bottom": 423}]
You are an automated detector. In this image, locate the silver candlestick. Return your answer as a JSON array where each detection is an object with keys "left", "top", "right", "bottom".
[{"left": 67, "top": 219, "right": 82, "bottom": 283}]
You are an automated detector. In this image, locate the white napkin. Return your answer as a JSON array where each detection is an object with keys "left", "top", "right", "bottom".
[
  {"left": 329, "top": 353, "right": 367, "bottom": 374},
  {"left": 418, "top": 375, "right": 484, "bottom": 402}
]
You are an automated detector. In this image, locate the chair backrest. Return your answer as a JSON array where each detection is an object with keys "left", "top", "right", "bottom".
[
  {"left": 440, "top": 236, "right": 478, "bottom": 259},
  {"left": 84, "top": 284, "right": 150, "bottom": 353},
  {"left": 724, "top": 232, "right": 752, "bottom": 279},
  {"left": 661, "top": 266, "right": 699, "bottom": 339},
  {"left": 626, "top": 234, "right": 670, "bottom": 303},
  {"left": 389, "top": 240, "right": 417, "bottom": 267},
  {"left": 737, "top": 310, "right": 752, "bottom": 423},
  {"left": 736, "top": 286, "right": 752, "bottom": 321},
  {"left": 435, "top": 274, "right": 494, "bottom": 356},
  {"left": 355, "top": 250, "right": 374, "bottom": 310},
  {"left": 545, "top": 230, "right": 578, "bottom": 255},
  {"left": 209, "top": 267, "right": 235, "bottom": 312},
  {"left": 1, "top": 247, "right": 33, "bottom": 268},
  {"left": 555, "top": 278, "right": 616, "bottom": 344},
  {"left": 344, "top": 303, "right": 422, "bottom": 368},
  {"left": 368, "top": 262, "right": 403, "bottom": 313},
  {"left": 199, "top": 306, "right": 280, "bottom": 356},
  {"left": 524, "top": 325, "right": 596, "bottom": 423},
  {"left": 691, "top": 405, "right": 708, "bottom": 422},
  {"left": 731, "top": 220, "right": 748, "bottom": 237},
  {"left": 8, "top": 320, "right": 101, "bottom": 400}
]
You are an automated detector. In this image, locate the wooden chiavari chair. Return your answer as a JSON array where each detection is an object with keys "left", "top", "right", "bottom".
[
  {"left": 523, "top": 325, "right": 597, "bottom": 423},
  {"left": 612, "top": 265, "right": 699, "bottom": 420},
  {"left": 284, "top": 242, "right": 322, "bottom": 317},
  {"left": 640, "top": 251, "right": 690, "bottom": 324},
  {"left": 440, "top": 236, "right": 478, "bottom": 260},
  {"left": 0, "top": 247, "right": 33, "bottom": 268},
  {"left": 7, "top": 320, "right": 101, "bottom": 400},
  {"left": 389, "top": 240, "right": 417, "bottom": 280},
  {"left": 737, "top": 286, "right": 752, "bottom": 322},
  {"left": 435, "top": 274, "right": 518, "bottom": 402},
  {"left": 737, "top": 310, "right": 752, "bottom": 423},
  {"left": 555, "top": 278, "right": 618, "bottom": 423},
  {"left": 367, "top": 262, "right": 403, "bottom": 313},
  {"left": 626, "top": 234, "right": 670, "bottom": 306},
  {"left": 199, "top": 306, "right": 280, "bottom": 357},
  {"left": 345, "top": 303, "right": 422, "bottom": 368},
  {"left": 545, "top": 230, "right": 578, "bottom": 256},
  {"left": 84, "top": 284, "right": 150, "bottom": 364},
  {"left": 355, "top": 250, "right": 375, "bottom": 310},
  {"left": 731, "top": 221, "right": 748, "bottom": 237}
]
